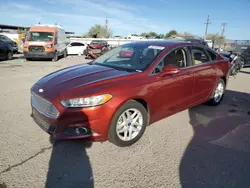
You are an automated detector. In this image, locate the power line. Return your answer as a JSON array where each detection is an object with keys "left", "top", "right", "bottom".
[
  {"left": 204, "top": 15, "right": 211, "bottom": 40},
  {"left": 221, "top": 23, "right": 228, "bottom": 37}
]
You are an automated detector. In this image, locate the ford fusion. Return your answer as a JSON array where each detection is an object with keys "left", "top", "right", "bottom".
[{"left": 31, "top": 40, "right": 230, "bottom": 146}]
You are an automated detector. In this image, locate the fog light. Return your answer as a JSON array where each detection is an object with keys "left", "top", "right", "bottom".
[{"left": 75, "top": 127, "right": 88, "bottom": 135}]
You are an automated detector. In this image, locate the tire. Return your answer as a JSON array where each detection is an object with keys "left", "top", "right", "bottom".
[
  {"left": 52, "top": 52, "right": 58, "bottom": 62},
  {"left": 207, "top": 78, "right": 225, "bottom": 106},
  {"left": 63, "top": 50, "right": 67, "bottom": 58},
  {"left": 6, "top": 51, "right": 13, "bottom": 60},
  {"left": 108, "top": 100, "right": 148, "bottom": 147}
]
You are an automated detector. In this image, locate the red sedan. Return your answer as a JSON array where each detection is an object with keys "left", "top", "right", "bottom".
[{"left": 31, "top": 40, "right": 230, "bottom": 146}]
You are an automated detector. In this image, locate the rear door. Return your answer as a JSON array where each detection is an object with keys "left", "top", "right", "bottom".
[{"left": 188, "top": 46, "right": 218, "bottom": 103}]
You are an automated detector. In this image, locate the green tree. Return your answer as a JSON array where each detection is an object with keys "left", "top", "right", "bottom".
[
  {"left": 165, "top": 30, "right": 178, "bottom": 38},
  {"left": 181, "top": 32, "right": 193, "bottom": 37},
  {"left": 88, "top": 24, "right": 113, "bottom": 38},
  {"left": 140, "top": 32, "right": 148, "bottom": 37},
  {"left": 149, "top": 31, "right": 157, "bottom": 37},
  {"left": 81, "top": 33, "right": 89, "bottom": 38}
]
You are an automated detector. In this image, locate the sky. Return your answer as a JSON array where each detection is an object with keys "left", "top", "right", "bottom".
[{"left": 0, "top": 0, "right": 249, "bottom": 40}]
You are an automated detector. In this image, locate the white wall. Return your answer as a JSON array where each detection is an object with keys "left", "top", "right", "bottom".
[
  {"left": 0, "top": 33, "right": 19, "bottom": 42},
  {"left": 69, "top": 37, "right": 164, "bottom": 47}
]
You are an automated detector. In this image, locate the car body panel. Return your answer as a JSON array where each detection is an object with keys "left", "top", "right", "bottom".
[
  {"left": 67, "top": 42, "right": 86, "bottom": 55},
  {"left": 0, "top": 40, "right": 13, "bottom": 60}
]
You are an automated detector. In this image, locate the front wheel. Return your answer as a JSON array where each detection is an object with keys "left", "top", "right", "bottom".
[
  {"left": 108, "top": 100, "right": 148, "bottom": 147},
  {"left": 63, "top": 50, "right": 67, "bottom": 58},
  {"left": 52, "top": 52, "right": 58, "bottom": 62},
  {"left": 207, "top": 78, "right": 225, "bottom": 106}
]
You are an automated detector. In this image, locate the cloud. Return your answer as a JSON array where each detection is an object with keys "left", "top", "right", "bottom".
[{"left": 0, "top": 1, "right": 168, "bottom": 35}]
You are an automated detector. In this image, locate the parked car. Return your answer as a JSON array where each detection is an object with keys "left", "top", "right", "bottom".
[
  {"left": 30, "top": 40, "right": 230, "bottom": 147},
  {"left": 23, "top": 24, "right": 67, "bottom": 61},
  {"left": 66, "top": 42, "right": 86, "bottom": 56},
  {"left": 126, "top": 34, "right": 143, "bottom": 40},
  {"left": 84, "top": 40, "right": 110, "bottom": 59},
  {"left": 224, "top": 44, "right": 250, "bottom": 67},
  {"left": 0, "top": 40, "right": 13, "bottom": 60},
  {"left": 0, "top": 34, "right": 18, "bottom": 53},
  {"left": 112, "top": 36, "right": 123, "bottom": 39}
]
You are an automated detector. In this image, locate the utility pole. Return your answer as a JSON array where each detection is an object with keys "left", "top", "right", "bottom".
[
  {"left": 221, "top": 23, "right": 227, "bottom": 37},
  {"left": 204, "top": 15, "right": 211, "bottom": 40},
  {"left": 105, "top": 18, "right": 108, "bottom": 31}
]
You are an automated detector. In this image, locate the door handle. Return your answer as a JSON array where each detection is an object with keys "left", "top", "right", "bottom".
[{"left": 186, "top": 71, "right": 192, "bottom": 75}]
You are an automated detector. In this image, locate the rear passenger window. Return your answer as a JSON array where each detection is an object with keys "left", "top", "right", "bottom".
[
  {"left": 71, "top": 42, "right": 84, "bottom": 46},
  {"left": 206, "top": 50, "right": 217, "bottom": 61},
  {"left": 190, "top": 47, "right": 209, "bottom": 65}
]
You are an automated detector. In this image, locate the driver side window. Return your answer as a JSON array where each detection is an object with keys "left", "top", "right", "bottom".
[{"left": 153, "top": 47, "right": 187, "bottom": 74}]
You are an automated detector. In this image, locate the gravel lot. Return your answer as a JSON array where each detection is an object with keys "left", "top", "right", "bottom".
[{"left": 0, "top": 55, "right": 250, "bottom": 188}]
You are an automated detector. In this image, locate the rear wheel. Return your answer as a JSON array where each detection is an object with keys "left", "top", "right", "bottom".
[
  {"left": 207, "top": 78, "right": 225, "bottom": 106},
  {"left": 6, "top": 51, "right": 13, "bottom": 60},
  {"left": 108, "top": 100, "right": 148, "bottom": 147}
]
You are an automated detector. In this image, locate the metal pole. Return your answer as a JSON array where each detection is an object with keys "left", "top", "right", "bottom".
[{"left": 204, "top": 15, "right": 211, "bottom": 40}]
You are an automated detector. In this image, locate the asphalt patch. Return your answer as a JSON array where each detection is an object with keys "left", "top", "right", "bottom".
[
  {"left": 230, "top": 104, "right": 238, "bottom": 107},
  {"left": 228, "top": 109, "right": 237, "bottom": 113}
]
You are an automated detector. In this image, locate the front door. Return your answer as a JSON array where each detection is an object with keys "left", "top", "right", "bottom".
[{"left": 149, "top": 47, "right": 195, "bottom": 120}]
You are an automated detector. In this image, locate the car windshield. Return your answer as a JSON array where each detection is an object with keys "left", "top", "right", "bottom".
[
  {"left": 91, "top": 40, "right": 103, "bottom": 45},
  {"left": 28, "top": 32, "right": 54, "bottom": 42},
  {"left": 92, "top": 43, "right": 165, "bottom": 72}
]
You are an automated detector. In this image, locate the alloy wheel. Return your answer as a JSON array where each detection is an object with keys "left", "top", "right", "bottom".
[
  {"left": 214, "top": 82, "right": 224, "bottom": 103},
  {"left": 116, "top": 108, "right": 143, "bottom": 141}
]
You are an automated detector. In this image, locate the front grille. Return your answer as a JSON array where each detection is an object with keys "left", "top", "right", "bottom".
[
  {"left": 33, "top": 112, "right": 56, "bottom": 133},
  {"left": 89, "top": 48, "right": 102, "bottom": 54},
  {"left": 29, "top": 46, "right": 45, "bottom": 52},
  {"left": 31, "top": 93, "right": 59, "bottom": 119}
]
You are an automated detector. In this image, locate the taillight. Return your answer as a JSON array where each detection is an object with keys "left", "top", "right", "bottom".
[{"left": 24, "top": 44, "right": 27, "bottom": 48}]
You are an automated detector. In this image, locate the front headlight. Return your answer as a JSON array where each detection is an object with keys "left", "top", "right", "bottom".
[{"left": 61, "top": 94, "right": 113, "bottom": 107}]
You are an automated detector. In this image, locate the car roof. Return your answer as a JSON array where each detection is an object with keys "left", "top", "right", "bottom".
[{"left": 124, "top": 39, "right": 193, "bottom": 48}]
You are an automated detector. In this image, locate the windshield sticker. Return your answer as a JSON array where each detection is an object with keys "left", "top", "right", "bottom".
[{"left": 148, "top": 45, "right": 165, "bottom": 50}]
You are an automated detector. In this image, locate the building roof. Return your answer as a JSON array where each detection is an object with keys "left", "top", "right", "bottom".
[{"left": 0, "top": 24, "right": 29, "bottom": 30}]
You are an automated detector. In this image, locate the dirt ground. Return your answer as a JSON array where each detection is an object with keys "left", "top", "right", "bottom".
[{"left": 0, "top": 55, "right": 250, "bottom": 188}]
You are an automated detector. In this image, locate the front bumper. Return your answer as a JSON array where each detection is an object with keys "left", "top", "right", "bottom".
[
  {"left": 31, "top": 106, "right": 113, "bottom": 141},
  {"left": 24, "top": 51, "right": 55, "bottom": 59},
  {"left": 30, "top": 94, "right": 116, "bottom": 141}
]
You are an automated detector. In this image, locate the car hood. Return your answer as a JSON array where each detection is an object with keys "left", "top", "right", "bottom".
[
  {"left": 35, "top": 63, "right": 135, "bottom": 93},
  {"left": 89, "top": 44, "right": 103, "bottom": 49}
]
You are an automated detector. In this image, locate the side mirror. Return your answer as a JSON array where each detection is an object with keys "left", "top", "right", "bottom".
[
  {"left": 68, "top": 44, "right": 72, "bottom": 47},
  {"left": 161, "top": 65, "right": 180, "bottom": 76}
]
